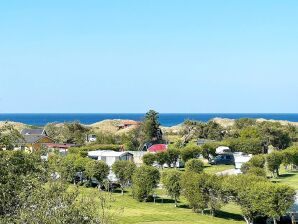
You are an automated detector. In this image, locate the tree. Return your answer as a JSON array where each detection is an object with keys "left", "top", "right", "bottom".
[
  {"left": 266, "top": 151, "right": 283, "bottom": 177},
  {"left": 181, "top": 172, "right": 206, "bottom": 213},
  {"left": 0, "top": 151, "right": 46, "bottom": 219},
  {"left": 224, "top": 138, "right": 263, "bottom": 155},
  {"left": 180, "top": 145, "right": 201, "bottom": 163},
  {"left": 258, "top": 121, "right": 292, "bottom": 150},
  {"left": 112, "top": 160, "right": 136, "bottom": 195},
  {"left": 132, "top": 166, "right": 160, "bottom": 201},
  {"left": 155, "top": 151, "right": 168, "bottom": 168},
  {"left": 241, "top": 155, "right": 266, "bottom": 176},
  {"left": 165, "top": 147, "right": 180, "bottom": 168},
  {"left": 222, "top": 175, "right": 267, "bottom": 224},
  {"left": 161, "top": 170, "right": 182, "bottom": 207},
  {"left": 0, "top": 123, "right": 23, "bottom": 150},
  {"left": 143, "top": 110, "right": 162, "bottom": 142},
  {"left": 200, "top": 142, "right": 220, "bottom": 159},
  {"left": 142, "top": 153, "right": 156, "bottom": 166},
  {"left": 249, "top": 182, "right": 295, "bottom": 224},
  {"left": 185, "top": 159, "right": 204, "bottom": 173},
  {"left": 85, "top": 160, "right": 110, "bottom": 185}
]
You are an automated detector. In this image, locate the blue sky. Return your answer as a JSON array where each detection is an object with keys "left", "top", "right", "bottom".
[{"left": 0, "top": 0, "right": 297, "bottom": 113}]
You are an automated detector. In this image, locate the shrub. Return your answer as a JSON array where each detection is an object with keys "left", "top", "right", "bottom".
[
  {"left": 180, "top": 146, "right": 201, "bottom": 162},
  {"left": 142, "top": 153, "right": 156, "bottom": 166},
  {"left": 185, "top": 159, "right": 204, "bottom": 173}
]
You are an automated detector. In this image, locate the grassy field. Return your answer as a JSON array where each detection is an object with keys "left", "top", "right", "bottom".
[
  {"left": 79, "top": 187, "right": 245, "bottom": 224},
  {"left": 271, "top": 166, "right": 298, "bottom": 190},
  {"left": 76, "top": 165, "right": 298, "bottom": 224}
]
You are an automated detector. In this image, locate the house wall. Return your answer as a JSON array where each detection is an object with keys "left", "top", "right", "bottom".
[{"left": 31, "top": 137, "right": 55, "bottom": 151}]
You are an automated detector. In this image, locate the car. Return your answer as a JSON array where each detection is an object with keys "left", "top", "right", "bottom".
[{"left": 209, "top": 154, "right": 235, "bottom": 165}]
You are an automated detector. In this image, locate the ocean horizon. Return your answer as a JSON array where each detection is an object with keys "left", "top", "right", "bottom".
[{"left": 1, "top": 113, "right": 298, "bottom": 127}]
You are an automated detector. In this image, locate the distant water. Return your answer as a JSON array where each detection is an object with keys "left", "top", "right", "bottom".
[{"left": 1, "top": 113, "right": 298, "bottom": 127}]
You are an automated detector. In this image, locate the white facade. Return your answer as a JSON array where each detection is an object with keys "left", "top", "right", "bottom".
[
  {"left": 87, "top": 150, "right": 134, "bottom": 181},
  {"left": 233, "top": 152, "right": 253, "bottom": 169}
]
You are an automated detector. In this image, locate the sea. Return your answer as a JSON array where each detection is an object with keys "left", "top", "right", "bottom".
[{"left": 0, "top": 113, "right": 298, "bottom": 127}]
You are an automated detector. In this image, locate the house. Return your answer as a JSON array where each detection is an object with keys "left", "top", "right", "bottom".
[
  {"left": 116, "top": 120, "right": 140, "bottom": 130},
  {"left": 87, "top": 150, "right": 133, "bottom": 166},
  {"left": 87, "top": 150, "right": 134, "bottom": 181},
  {"left": 17, "top": 128, "right": 54, "bottom": 151}
]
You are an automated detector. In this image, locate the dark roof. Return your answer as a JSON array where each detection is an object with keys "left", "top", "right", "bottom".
[
  {"left": 20, "top": 129, "right": 47, "bottom": 136},
  {"left": 19, "top": 135, "right": 48, "bottom": 144}
]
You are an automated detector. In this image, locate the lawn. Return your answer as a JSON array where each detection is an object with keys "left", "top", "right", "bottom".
[
  {"left": 79, "top": 187, "right": 245, "bottom": 224},
  {"left": 271, "top": 166, "right": 298, "bottom": 190},
  {"left": 204, "top": 164, "right": 235, "bottom": 174}
]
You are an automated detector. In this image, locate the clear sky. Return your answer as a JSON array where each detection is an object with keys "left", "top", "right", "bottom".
[{"left": 0, "top": 0, "right": 297, "bottom": 113}]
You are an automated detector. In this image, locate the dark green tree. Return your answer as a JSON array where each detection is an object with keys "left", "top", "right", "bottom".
[{"left": 143, "top": 110, "right": 162, "bottom": 142}]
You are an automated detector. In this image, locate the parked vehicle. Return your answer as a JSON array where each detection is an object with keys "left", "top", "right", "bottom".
[{"left": 209, "top": 154, "right": 235, "bottom": 165}]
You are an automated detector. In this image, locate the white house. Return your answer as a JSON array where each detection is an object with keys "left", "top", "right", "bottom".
[{"left": 87, "top": 150, "right": 134, "bottom": 181}]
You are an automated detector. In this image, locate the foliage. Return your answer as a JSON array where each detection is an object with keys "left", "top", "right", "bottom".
[
  {"left": 200, "top": 142, "right": 221, "bottom": 159},
  {"left": 180, "top": 145, "right": 201, "bottom": 162},
  {"left": 181, "top": 172, "right": 224, "bottom": 215},
  {"left": 0, "top": 123, "right": 23, "bottom": 149},
  {"left": 69, "top": 144, "right": 121, "bottom": 156},
  {"left": 185, "top": 159, "right": 204, "bottom": 173},
  {"left": 161, "top": 169, "right": 182, "bottom": 207},
  {"left": 0, "top": 151, "right": 46, "bottom": 219},
  {"left": 165, "top": 147, "right": 180, "bottom": 167},
  {"left": 142, "top": 153, "right": 156, "bottom": 166},
  {"left": 222, "top": 175, "right": 268, "bottom": 224},
  {"left": 17, "top": 181, "right": 103, "bottom": 224},
  {"left": 248, "top": 182, "right": 295, "bottom": 224},
  {"left": 258, "top": 121, "right": 291, "bottom": 150},
  {"left": 132, "top": 166, "right": 160, "bottom": 201},
  {"left": 282, "top": 146, "right": 298, "bottom": 169},
  {"left": 155, "top": 151, "right": 168, "bottom": 168},
  {"left": 112, "top": 160, "right": 136, "bottom": 195},
  {"left": 143, "top": 110, "right": 162, "bottom": 142},
  {"left": 224, "top": 138, "right": 263, "bottom": 155},
  {"left": 241, "top": 155, "right": 266, "bottom": 176},
  {"left": 266, "top": 151, "right": 283, "bottom": 177},
  {"left": 45, "top": 121, "right": 90, "bottom": 144},
  {"left": 85, "top": 159, "right": 110, "bottom": 184}
]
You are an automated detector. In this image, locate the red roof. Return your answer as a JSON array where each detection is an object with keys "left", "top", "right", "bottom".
[{"left": 147, "top": 144, "right": 167, "bottom": 153}]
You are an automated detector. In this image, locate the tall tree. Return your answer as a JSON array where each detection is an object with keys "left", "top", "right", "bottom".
[{"left": 143, "top": 110, "right": 162, "bottom": 142}]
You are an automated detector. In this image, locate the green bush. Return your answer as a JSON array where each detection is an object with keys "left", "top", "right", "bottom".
[
  {"left": 180, "top": 146, "right": 201, "bottom": 162},
  {"left": 142, "top": 153, "right": 156, "bottom": 166},
  {"left": 185, "top": 159, "right": 204, "bottom": 173}
]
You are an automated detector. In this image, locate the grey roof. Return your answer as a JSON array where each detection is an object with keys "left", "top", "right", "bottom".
[
  {"left": 20, "top": 129, "right": 47, "bottom": 136},
  {"left": 18, "top": 135, "right": 47, "bottom": 144}
]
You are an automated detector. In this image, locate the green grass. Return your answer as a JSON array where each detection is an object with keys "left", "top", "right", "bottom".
[
  {"left": 204, "top": 164, "right": 235, "bottom": 174},
  {"left": 271, "top": 166, "right": 298, "bottom": 189},
  {"left": 78, "top": 187, "right": 245, "bottom": 224}
]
